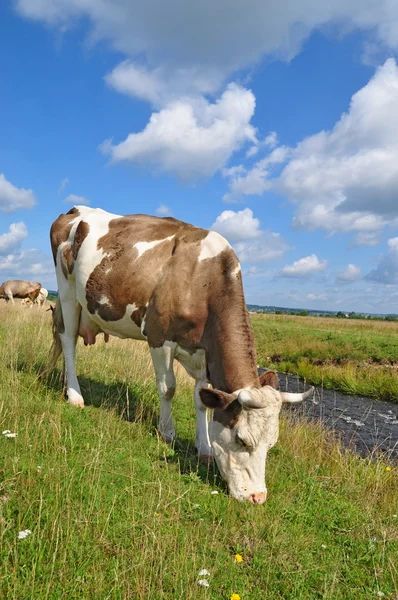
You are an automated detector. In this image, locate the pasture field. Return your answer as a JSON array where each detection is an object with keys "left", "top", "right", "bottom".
[
  {"left": 0, "top": 303, "right": 397, "bottom": 599},
  {"left": 253, "top": 314, "right": 398, "bottom": 402}
]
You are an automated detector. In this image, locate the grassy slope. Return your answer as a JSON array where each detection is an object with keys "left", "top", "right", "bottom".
[
  {"left": 0, "top": 305, "right": 397, "bottom": 599},
  {"left": 253, "top": 314, "right": 398, "bottom": 401}
]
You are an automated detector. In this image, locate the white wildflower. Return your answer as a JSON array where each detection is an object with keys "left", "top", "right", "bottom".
[
  {"left": 197, "top": 579, "right": 210, "bottom": 588},
  {"left": 4, "top": 432, "right": 17, "bottom": 438},
  {"left": 18, "top": 529, "right": 31, "bottom": 540},
  {"left": 2, "top": 430, "right": 11, "bottom": 434},
  {"left": 376, "top": 592, "right": 385, "bottom": 598},
  {"left": 198, "top": 569, "right": 210, "bottom": 577},
  {"left": 321, "top": 544, "right": 327, "bottom": 549},
  {"left": 210, "top": 491, "right": 218, "bottom": 495}
]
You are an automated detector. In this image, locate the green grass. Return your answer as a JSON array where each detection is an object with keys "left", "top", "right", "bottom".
[
  {"left": 0, "top": 305, "right": 397, "bottom": 599},
  {"left": 253, "top": 314, "right": 398, "bottom": 401}
]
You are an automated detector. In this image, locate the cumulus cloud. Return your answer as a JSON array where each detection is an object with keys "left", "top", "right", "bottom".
[
  {"left": 0, "top": 248, "right": 54, "bottom": 279},
  {"left": 223, "top": 146, "right": 290, "bottom": 203},
  {"left": 156, "top": 204, "right": 172, "bottom": 216},
  {"left": 210, "top": 208, "right": 289, "bottom": 264},
  {"left": 210, "top": 208, "right": 262, "bottom": 243},
  {"left": 17, "top": 1, "right": 398, "bottom": 186},
  {"left": 0, "top": 174, "right": 36, "bottom": 213},
  {"left": 0, "top": 222, "right": 28, "bottom": 254},
  {"left": 101, "top": 84, "right": 257, "bottom": 181},
  {"left": 234, "top": 234, "right": 290, "bottom": 265},
  {"left": 64, "top": 194, "right": 90, "bottom": 206},
  {"left": 15, "top": 0, "right": 398, "bottom": 82},
  {"left": 336, "top": 264, "right": 362, "bottom": 282},
  {"left": 223, "top": 59, "right": 398, "bottom": 235},
  {"left": 279, "top": 254, "right": 328, "bottom": 278},
  {"left": 278, "top": 59, "right": 398, "bottom": 234},
  {"left": 365, "top": 237, "right": 398, "bottom": 284},
  {"left": 105, "top": 61, "right": 222, "bottom": 106}
]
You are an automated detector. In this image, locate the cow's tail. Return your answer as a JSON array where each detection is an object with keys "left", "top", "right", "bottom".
[{"left": 39, "top": 299, "right": 65, "bottom": 379}]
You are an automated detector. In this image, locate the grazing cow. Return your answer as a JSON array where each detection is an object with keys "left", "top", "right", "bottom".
[
  {"left": 47, "top": 206, "right": 313, "bottom": 504},
  {"left": 21, "top": 287, "right": 48, "bottom": 308},
  {"left": 0, "top": 279, "right": 41, "bottom": 304}
]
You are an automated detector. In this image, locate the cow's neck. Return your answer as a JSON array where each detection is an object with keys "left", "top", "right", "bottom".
[{"left": 203, "top": 292, "right": 259, "bottom": 393}]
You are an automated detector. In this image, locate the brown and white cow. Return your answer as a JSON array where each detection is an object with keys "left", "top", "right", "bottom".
[
  {"left": 21, "top": 287, "right": 48, "bottom": 308},
  {"left": 0, "top": 279, "right": 41, "bottom": 304},
  {"left": 47, "top": 206, "right": 313, "bottom": 504}
]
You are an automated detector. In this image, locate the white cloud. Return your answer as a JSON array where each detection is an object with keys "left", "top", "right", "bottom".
[
  {"left": 279, "top": 254, "right": 328, "bottom": 278},
  {"left": 0, "top": 222, "right": 28, "bottom": 254},
  {"left": 210, "top": 208, "right": 262, "bottom": 243},
  {"left": 64, "top": 194, "right": 90, "bottom": 206},
  {"left": 210, "top": 208, "right": 289, "bottom": 264},
  {"left": 307, "top": 293, "right": 328, "bottom": 301},
  {"left": 351, "top": 231, "right": 381, "bottom": 247},
  {"left": 17, "top": 2, "right": 398, "bottom": 188},
  {"left": 336, "top": 264, "right": 362, "bottom": 282},
  {"left": 278, "top": 59, "right": 398, "bottom": 234},
  {"left": 156, "top": 204, "right": 172, "bottom": 216},
  {"left": 365, "top": 237, "right": 398, "bottom": 284},
  {"left": 234, "top": 234, "right": 289, "bottom": 265},
  {"left": 0, "top": 174, "right": 36, "bottom": 213},
  {"left": 101, "top": 84, "right": 257, "bottom": 181},
  {"left": 0, "top": 248, "right": 54, "bottom": 279},
  {"left": 15, "top": 1, "right": 398, "bottom": 82},
  {"left": 58, "top": 177, "right": 69, "bottom": 195},
  {"left": 105, "top": 61, "right": 222, "bottom": 106},
  {"left": 223, "top": 146, "right": 290, "bottom": 203}
]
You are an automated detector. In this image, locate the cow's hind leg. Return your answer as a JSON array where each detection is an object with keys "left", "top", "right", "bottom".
[
  {"left": 150, "top": 343, "right": 176, "bottom": 443},
  {"left": 58, "top": 288, "right": 84, "bottom": 407}
]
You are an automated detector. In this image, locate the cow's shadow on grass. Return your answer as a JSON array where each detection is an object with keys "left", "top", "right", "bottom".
[{"left": 29, "top": 361, "right": 225, "bottom": 491}]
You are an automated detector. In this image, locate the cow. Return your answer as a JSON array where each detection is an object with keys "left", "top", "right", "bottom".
[
  {"left": 0, "top": 280, "right": 41, "bottom": 304},
  {"left": 46, "top": 206, "right": 313, "bottom": 504},
  {"left": 21, "top": 287, "right": 48, "bottom": 308}
]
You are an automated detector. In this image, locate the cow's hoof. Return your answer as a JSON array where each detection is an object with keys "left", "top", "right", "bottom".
[
  {"left": 68, "top": 400, "right": 85, "bottom": 408},
  {"left": 67, "top": 389, "right": 85, "bottom": 407},
  {"left": 156, "top": 429, "right": 176, "bottom": 444}
]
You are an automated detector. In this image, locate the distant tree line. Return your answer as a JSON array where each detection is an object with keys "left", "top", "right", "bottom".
[{"left": 248, "top": 306, "right": 398, "bottom": 321}]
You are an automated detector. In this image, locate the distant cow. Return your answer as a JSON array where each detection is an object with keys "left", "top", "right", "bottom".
[
  {"left": 0, "top": 280, "right": 41, "bottom": 304},
  {"left": 47, "top": 206, "right": 313, "bottom": 504},
  {"left": 21, "top": 287, "right": 48, "bottom": 308}
]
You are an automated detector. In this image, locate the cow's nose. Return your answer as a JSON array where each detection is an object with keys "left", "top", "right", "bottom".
[{"left": 248, "top": 492, "right": 267, "bottom": 504}]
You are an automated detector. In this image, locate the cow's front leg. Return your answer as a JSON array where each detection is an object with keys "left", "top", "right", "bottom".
[
  {"left": 150, "top": 344, "right": 177, "bottom": 443},
  {"left": 194, "top": 380, "right": 212, "bottom": 461},
  {"left": 58, "top": 292, "right": 84, "bottom": 407}
]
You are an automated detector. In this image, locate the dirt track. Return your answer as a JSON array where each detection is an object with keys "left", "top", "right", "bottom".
[{"left": 259, "top": 369, "right": 398, "bottom": 460}]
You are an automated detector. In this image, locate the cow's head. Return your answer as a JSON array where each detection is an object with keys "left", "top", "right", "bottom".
[{"left": 199, "top": 374, "right": 313, "bottom": 504}]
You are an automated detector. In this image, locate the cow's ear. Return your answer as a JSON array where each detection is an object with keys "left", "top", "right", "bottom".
[
  {"left": 259, "top": 370, "right": 279, "bottom": 390},
  {"left": 199, "top": 388, "right": 235, "bottom": 410}
]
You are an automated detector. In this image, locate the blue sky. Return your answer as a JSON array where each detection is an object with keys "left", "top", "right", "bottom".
[{"left": 1, "top": 1, "right": 398, "bottom": 313}]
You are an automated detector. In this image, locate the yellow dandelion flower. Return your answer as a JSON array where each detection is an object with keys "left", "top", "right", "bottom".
[
  {"left": 154, "top": 512, "right": 160, "bottom": 517},
  {"left": 386, "top": 466, "right": 392, "bottom": 471},
  {"left": 231, "top": 594, "right": 241, "bottom": 600},
  {"left": 234, "top": 554, "right": 243, "bottom": 563}
]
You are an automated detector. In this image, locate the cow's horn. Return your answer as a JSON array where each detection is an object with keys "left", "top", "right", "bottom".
[
  {"left": 237, "top": 390, "right": 267, "bottom": 409},
  {"left": 280, "top": 387, "right": 314, "bottom": 404}
]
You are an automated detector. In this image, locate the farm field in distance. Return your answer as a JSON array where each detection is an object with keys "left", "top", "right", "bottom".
[
  {"left": 0, "top": 303, "right": 397, "bottom": 599},
  {"left": 253, "top": 313, "right": 398, "bottom": 402}
]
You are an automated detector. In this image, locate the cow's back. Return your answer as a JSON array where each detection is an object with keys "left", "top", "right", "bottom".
[{"left": 51, "top": 206, "right": 236, "bottom": 346}]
